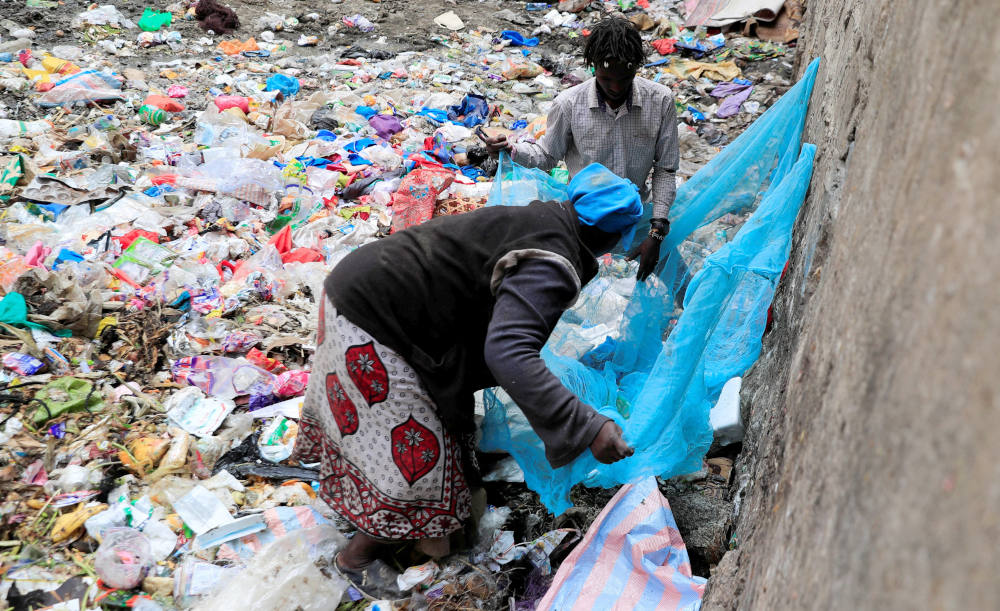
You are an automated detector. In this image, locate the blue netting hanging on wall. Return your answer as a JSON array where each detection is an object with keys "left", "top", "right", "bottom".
[{"left": 480, "top": 58, "right": 822, "bottom": 514}]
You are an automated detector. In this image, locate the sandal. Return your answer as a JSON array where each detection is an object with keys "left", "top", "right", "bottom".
[{"left": 333, "top": 552, "right": 403, "bottom": 602}]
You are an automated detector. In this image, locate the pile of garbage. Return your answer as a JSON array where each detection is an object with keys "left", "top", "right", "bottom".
[{"left": 0, "top": 0, "right": 799, "bottom": 608}]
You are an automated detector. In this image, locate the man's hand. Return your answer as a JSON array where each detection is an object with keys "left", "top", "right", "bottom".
[
  {"left": 626, "top": 236, "right": 662, "bottom": 281},
  {"left": 627, "top": 219, "right": 668, "bottom": 281},
  {"left": 482, "top": 133, "right": 510, "bottom": 155},
  {"left": 590, "top": 421, "right": 634, "bottom": 464}
]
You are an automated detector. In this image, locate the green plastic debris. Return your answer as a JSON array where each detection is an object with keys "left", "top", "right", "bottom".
[
  {"left": 0, "top": 292, "right": 51, "bottom": 333},
  {"left": 32, "top": 377, "right": 104, "bottom": 424},
  {"left": 112, "top": 237, "right": 177, "bottom": 284},
  {"left": 266, "top": 196, "right": 322, "bottom": 234},
  {"left": 0, "top": 155, "right": 24, "bottom": 203},
  {"left": 138, "top": 7, "right": 173, "bottom": 32},
  {"left": 550, "top": 168, "right": 570, "bottom": 184}
]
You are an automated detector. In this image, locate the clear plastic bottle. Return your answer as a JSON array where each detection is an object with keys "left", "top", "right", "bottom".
[{"left": 93, "top": 114, "right": 121, "bottom": 132}]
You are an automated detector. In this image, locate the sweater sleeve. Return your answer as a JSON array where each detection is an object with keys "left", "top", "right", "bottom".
[{"left": 484, "top": 256, "right": 610, "bottom": 468}]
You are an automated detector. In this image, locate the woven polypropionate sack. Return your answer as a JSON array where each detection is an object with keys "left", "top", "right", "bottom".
[{"left": 390, "top": 167, "right": 455, "bottom": 233}]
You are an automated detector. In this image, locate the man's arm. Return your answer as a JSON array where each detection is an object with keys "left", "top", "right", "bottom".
[
  {"left": 484, "top": 99, "right": 571, "bottom": 172},
  {"left": 650, "top": 96, "right": 680, "bottom": 221},
  {"left": 484, "top": 257, "right": 630, "bottom": 467},
  {"left": 628, "top": 94, "right": 680, "bottom": 281}
]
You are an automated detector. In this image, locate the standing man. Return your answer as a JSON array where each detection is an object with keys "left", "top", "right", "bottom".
[{"left": 484, "top": 16, "right": 679, "bottom": 281}]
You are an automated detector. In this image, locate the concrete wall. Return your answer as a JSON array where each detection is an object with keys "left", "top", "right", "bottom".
[{"left": 703, "top": 1, "right": 1000, "bottom": 608}]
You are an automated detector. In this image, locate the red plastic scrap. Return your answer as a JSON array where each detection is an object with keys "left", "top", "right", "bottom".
[
  {"left": 113, "top": 229, "right": 160, "bottom": 250},
  {"left": 268, "top": 224, "right": 294, "bottom": 254},
  {"left": 652, "top": 38, "right": 677, "bottom": 55},
  {"left": 281, "top": 248, "right": 324, "bottom": 264}
]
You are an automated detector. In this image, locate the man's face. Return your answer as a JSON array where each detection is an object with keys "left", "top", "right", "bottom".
[{"left": 593, "top": 62, "right": 637, "bottom": 107}]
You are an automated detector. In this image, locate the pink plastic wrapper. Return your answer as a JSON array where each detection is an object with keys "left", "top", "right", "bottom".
[
  {"left": 24, "top": 241, "right": 51, "bottom": 267},
  {"left": 167, "top": 84, "right": 189, "bottom": 98},
  {"left": 214, "top": 95, "right": 250, "bottom": 113},
  {"left": 221, "top": 330, "right": 262, "bottom": 353},
  {"left": 273, "top": 370, "right": 309, "bottom": 398},
  {"left": 172, "top": 356, "right": 276, "bottom": 400},
  {"left": 246, "top": 347, "right": 287, "bottom": 374},
  {"left": 2, "top": 352, "right": 46, "bottom": 375}
]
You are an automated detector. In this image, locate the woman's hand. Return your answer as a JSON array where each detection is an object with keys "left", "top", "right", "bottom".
[{"left": 590, "top": 421, "right": 634, "bottom": 464}]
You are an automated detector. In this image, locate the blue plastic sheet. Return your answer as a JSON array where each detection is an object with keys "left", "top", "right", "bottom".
[
  {"left": 343, "top": 138, "right": 375, "bottom": 153},
  {"left": 447, "top": 94, "right": 490, "bottom": 128},
  {"left": 480, "top": 58, "right": 821, "bottom": 513},
  {"left": 52, "top": 248, "right": 84, "bottom": 270},
  {"left": 355, "top": 105, "right": 377, "bottom": 119},
  {"left": 417, "top": 107, "right": 449, "bottom": 124},
  {"left": 264, "top": 74, "right": 300, "bottom": 97},
  {"left": 500, "top": 30, "right": 539, "bottom": 47}
]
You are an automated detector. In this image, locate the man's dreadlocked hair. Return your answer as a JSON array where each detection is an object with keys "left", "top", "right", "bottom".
[{"left": 583, "top": 17, "right": 646, "bottom": 72}]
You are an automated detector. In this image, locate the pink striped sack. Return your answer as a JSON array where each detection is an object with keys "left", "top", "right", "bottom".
[
  {"left": 216, "top": 506, "right": 329, "bottom": 563},
  {"left": 537, "top": 477, "right": 706, "bottom": 611}
]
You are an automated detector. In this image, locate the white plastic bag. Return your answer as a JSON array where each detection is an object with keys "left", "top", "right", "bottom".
[{"left": 194, "top": 526, "right": 347, "bottom": 611}]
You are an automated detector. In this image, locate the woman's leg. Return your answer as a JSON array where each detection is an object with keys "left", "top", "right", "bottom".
[
  {"left": 415, "top": 536, "right": 450, "bottom": 559},
  {"left": 338, "top": 532, "right": 388, "bottom": 570}
]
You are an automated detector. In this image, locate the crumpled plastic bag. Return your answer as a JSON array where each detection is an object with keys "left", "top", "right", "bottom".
[
  {"left": 70, "top": 4, "right": 134, "bottom": 28},
  {"left": 36, "top": 70, "right": 125, "bottom": 107},
  {"left": 447, "top": 94, "right": 490, "bottom": 127},
  {"left": 500, "top": 58, "right": 544, "bottom": 80},
  {"left": 664, "top": 58, "right": 741, "bottom": 81},
  {"left": 271, "top": 101, "right": 311, "bottom": 139},
  {"left": 194, "top": 526, "right": 347, "bottom": 611},
  {"left": 33, "top": 377, "right": 104, "bottom": 424},
  {"left": 265, "top": 74, "right": 300, "bottom": 98},
  {"left": 218, "top": 38, "right": 259, "bottom": 56},
  {"left": 137, "top": 7, "right": 172, "bottom": 32},
  {"left": 12, "top": 267, "right": 104, "bottom": 337},
  {"left": 487, "top": 151, "right": 568, "bottom": 208}
]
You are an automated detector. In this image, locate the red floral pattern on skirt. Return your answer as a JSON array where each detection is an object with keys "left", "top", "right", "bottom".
[
  {"left": 345, "top": 342, "right": 389, "bottom": 405},
  {"left": 391, "top": 416, "right": 440, "bottom": 486},
  {"left": 325, "top": 373, "right": 358, "bottom": 436},
  {"left": 292, "top": 297, "right": 470, "bottom": 541}
]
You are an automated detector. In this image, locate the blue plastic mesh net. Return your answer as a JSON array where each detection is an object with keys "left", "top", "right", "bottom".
[
  {"left": 480, "top": 58, "right": 822, "bottom": 514},
  {"left": 487, "top": 152, "right": 568, "bottom": 207}
]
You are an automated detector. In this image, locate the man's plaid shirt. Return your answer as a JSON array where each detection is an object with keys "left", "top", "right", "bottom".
[{"left": 512, "top": 76, "right": 679, "bottom": 220}]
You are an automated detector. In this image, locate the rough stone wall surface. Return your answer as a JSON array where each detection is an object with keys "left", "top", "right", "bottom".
[{"left": 703, "top": 1, "right": 1000, "bottom": 609}]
